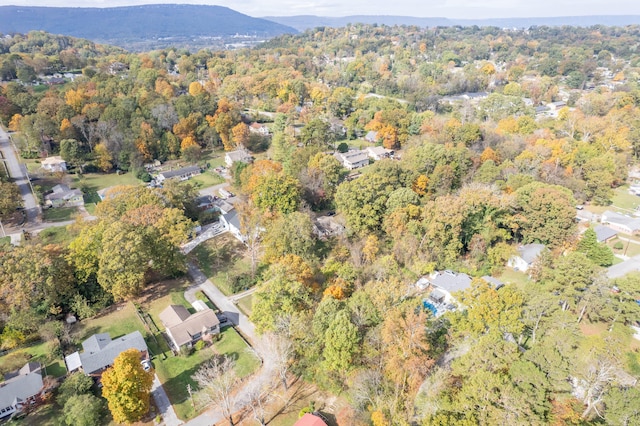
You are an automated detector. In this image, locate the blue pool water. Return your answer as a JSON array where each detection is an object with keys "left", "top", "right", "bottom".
[{"left": 423, "top": 300, "right": 438, "bottom": 316}]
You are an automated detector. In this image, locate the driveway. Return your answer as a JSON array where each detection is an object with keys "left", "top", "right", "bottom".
[
  {"left": 151, "top": 374, "right": 182, "bottom": 426},
  {"left": 607, "top": 254, "right": 640, "bottom": 279},
  {"left": 181, "top": 222, "right": 226, "bottom": 254},
  {"left": 183, "top": 263, "right": 277, "bottom": 426},
  {"left": 0, "top": 126, "right": 39, "bottom": 225}
]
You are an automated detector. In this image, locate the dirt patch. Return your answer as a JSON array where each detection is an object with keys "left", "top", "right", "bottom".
[{"left": 579, "top": 322, "right": 608, "bottom": 336}]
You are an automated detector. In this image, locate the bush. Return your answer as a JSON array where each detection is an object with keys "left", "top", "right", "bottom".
[
  {"left": 337, "top": 142, "right": 349, "bottom": 153},
  {"left": 179, "top": 346, "right": 194, "bottom": 357},
  {"left": 614, "top": 241, "right": 624, "bottom": 250},
  {"left": 194, "top": 340, "right": 206, "bottom": 351},
  {"left": 198, "top": 210, "right": 220, "bottom": 225},
  {"left": 135, "top": 169, "right": 152, "bottom": 182},
  {"left": 228, "top": 272, "right": 257, "bottom": 294}
]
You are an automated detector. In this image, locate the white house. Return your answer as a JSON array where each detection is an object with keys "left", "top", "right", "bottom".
[
  {"left": 508, "top": 243, "right": 545, "bottom": 272},
  {"left": 334, "top": 150, "right": 369, "bottom": 170},
  {"left": 364, "top": 131, "right": 379, "bottom": 143},
  {"left": 224, "top": 148, "right": 253, "bottom": 167},
  {"left": 601, "top": 210, "right": 640, "bottom": 235},
  {"left": 40, "top": 156, "right": 67, "bottom": 172},
  {"left": 44, "top": 184, "right": 84, "bottom": 208},
  {"left": 249, "top": 122, "right": 270, "bottom": 136},
  {"left": 366, "top": 146, "right": 393, "bottom": 161},
  {"left": 0, "top": 363, "right": 44, "bottom": 420},
  {"left": 220, "top": 209, "right": 245, "bottom": 243}
]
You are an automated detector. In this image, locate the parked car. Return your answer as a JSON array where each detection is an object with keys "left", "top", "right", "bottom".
[
  {"left": 217, "top": 314, "right": 229, "bottom": 324},
  {"left": 141, "top": 359, "right": 153, "bottom": 372}
]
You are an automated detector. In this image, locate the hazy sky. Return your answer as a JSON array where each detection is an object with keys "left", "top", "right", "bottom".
[{"left": 1, "top": 0, "right": 640, "bottom": 19}]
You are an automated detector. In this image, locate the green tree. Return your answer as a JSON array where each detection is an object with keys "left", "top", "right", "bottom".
[
  {"left": 59, "top": 138, "right": 83, "bottom": 170},
  {"left": 262, "top": 212, "right": 316, "bottom": 262},
  {"left": 515, "top": 182, "right": 576, "bottom": 246},
  {"left": 57, "top": 371, "right": 94, "bottom": 406},
  {"left": 603, "top": 386, "right": 640, "bottom": 426},
  {"left": 0, "top": 181, "right": 21, "bottom": 216},
  {"left": 577, "top": 228, "right": 614, "bottom": 266},
  {"left": 63, "top": 393, "right": 105, "bottom": 426},
  {"left": 101, "top": 349, "right": 154, "bottom": 424},
  {"left": 252, "top": 172, "right": 301, "bottom": 214},
  {"left": 324, "top": 310, "right": 359, "bottom": 373}
]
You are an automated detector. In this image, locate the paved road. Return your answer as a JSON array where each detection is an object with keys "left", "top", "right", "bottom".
[
  {"left": 183, "top": 263, "right": 275, "bottom": 426},
  {"left": 151, "top": 374, "right": 183, "bottom": 426},
  {"left": 0, "top": 126, "right": 39, "bottom": 225},
  {"left": 607, "top": 254, "right": 640, "bottom": 279}
]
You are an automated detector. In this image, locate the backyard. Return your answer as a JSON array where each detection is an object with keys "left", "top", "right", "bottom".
[
  {"left": 188, "top": 233, "right": 253, "bottom": 296},
  {"left": 42, "top": 206, "right": 78, "bottom": 222}
]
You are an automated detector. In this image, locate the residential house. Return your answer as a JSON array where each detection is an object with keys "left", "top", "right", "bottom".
[
  {"left": 44, "top": 184, "right": 83, "bottom": 208},
  {"left": 314, "top": 215, "right": 346, "bottom": 239},
  {"left": 547, "top": 101, "right": 567, "bottom": 111},
  {"left": 366, "top": 146, "right": 393, "bottom": 161},
  {"left": 40, "top": 156, "right": 67, "bottom": 172},
  {"left": 481, "top": 276, "right": 505, "bottom": 290},
  {"left": 601, "top": 211, "right": 640, "bottom": 235},
  {"left": 156, "top": 165, "right": 201, "bottom": 183},
  {"left": 594, "top": 225, "right": 618, "bottom": 243},
  {"left": 220, "top": 209, "right": 246, "bottom": 243},
  {"left": 334, "top": 150, "right": 369, "bottom": 170},
  {"left": 249, "top": 122, "right": 270, "bottom": 136},
  {"left": 159, "top": 305, "right": 220, "bottom": 350},
  {"left": 96, "top": 186, "right": 121, "bottom": 201},
  {"left": 0, "top": 363, "right": 44, "bottom": 420},
  {"left": 224, "top": 148, "right": 253, "bottom": 167},
  {"left": 294, "top": 413, "right": 329, "bottom": 426},
  {"left": 64, "top": 331, "right": 149, "bottom": 376},
  {"left": 364, "top": 131, "right": 379, "bottom": 143},
  {"left": 424, "top": 270, "right": 472, "bottom": 304},
  {"left": 508, "top": 243, "right": 546, "bottom": 272}
]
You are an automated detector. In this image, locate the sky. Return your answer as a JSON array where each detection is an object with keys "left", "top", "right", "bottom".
[{"left": 1, "top": 0, "right": 640, "bottom": 19}]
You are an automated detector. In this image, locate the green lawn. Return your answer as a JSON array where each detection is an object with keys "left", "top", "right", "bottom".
[
  {"left": 72, "top": 171, "right": 142, "bottom": 192},
  {"left": 608, "top": 238, "right": 640, "bottom": 257},
  {"left": 188, "top": 234, "right": 251, "bottom": 296},
  {"left": 190, "top": 171, "right": 225, "bottom": 188},
  {"left": 0, "top": 236, "right": 10, "bottom": 247},
  {"left": 85, "top": 202, "right": 97, "bottom": 215},
  {"left": 498, "top": 268, "right": 533, "bottom": 291},
  {"left": 75, "top": 302, "right": 143, "bottom": 343},
  {"left": 236, "top": 293, "right": 254, "bottom": 317},
  {"left": 37, "top": 226, "right": 75, "bottom": 245},
  {"left": 587, "top": 186, "right": 640, "bottom": 215},
  {"left": 43, "top": 206, "right": 78, "bottom": 222},
  {"left": 154, "top": 327, "right": 260, "bottom": 420},
  {"left": 0, "top": 339, "right": 66, "bottom": 380},
  {"left": 199, "top": 149, "right": 226, "bottom": 168}
]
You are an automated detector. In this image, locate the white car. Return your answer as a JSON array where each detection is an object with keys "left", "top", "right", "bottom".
[{"left": 141, "top": 359, "right": 153, "bottom": 372}]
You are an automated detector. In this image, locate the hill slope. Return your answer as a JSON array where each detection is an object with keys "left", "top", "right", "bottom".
[
  {"left": 0, "top": 5, "right": 297, "bottom": 49},
  {"left": 265, "top": 14, "right": 640, "bottom": 32}
]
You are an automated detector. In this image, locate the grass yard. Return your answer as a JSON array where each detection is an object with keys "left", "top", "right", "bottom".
[
  {"left": 608, "top": 238, "right": 640, "bottom": 257},
  {"left": 236, "top": 293, "right": 254, "bottom": 317},
  {"left": 188, "top": 234, "right": 252, "bottom": 296},
  {"left": 74, "top": 302, "right": 143, "bottom": 343},
  {"left": 199, "top": 149, "right": 226, "bottom": 168},
  {"left": 154, "top": 327, "right": 260, "bottom": 420},
  {"left": 0, "top": 236, "right": 10, "bottom": 247},
  {"left": 190, "top": 171, "right": 225, "bottom": 188},
  {"left": 37, "top": 225, "right": 75, "bottom": 245},
  {"left": 587, "top": 186, "right": 640, "bottom": 215},
  {"left": 0, "top": 339, "right": 66, "bottom": 380},
  {"left": 72, "top": 171, "right": 141, "bottom": 192},
  {"left": 498, "top": 268, "right": 533, "bottom": 290},
  {"left": 43, "top": 206, "right": 78, "bottom": 222}
]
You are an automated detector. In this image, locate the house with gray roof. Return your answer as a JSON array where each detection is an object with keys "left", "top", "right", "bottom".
[
  {"left": 508, "top": 243, "right": 546, "bottom": 273},
  {"left": 159, "top": 305, "right": 220, "bottom": 350},
  {"left": 44, "top": 184, "right": 83, "bottom": 208},
  {"left": 157, "top": 165, "right": 201, "bottom": 182},
  {"left": 64, "top": 331, "right": 148, "bottom": 376},
  {"left": 220, "top": 209, "right": 245, "bottom": 243},
  {"left": 366, "top": 146, "right": 393, "bottom": 161},
  {"left": 601, "top": 211, "right": 640, "bottom": 235},
  {"left": 594, "top": 225, "right": 618, "bottom": 243},
  {"left": 335, "top": 150, "right": 369, "bottom": 170},
  {"left": 224, "top": 148, "right": 253, "bottom": 167},
  {"left": 0, "top": 363, "right": 44, "bottom": 419}
]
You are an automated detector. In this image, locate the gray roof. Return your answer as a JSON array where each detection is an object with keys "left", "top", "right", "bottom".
[
  {"left": 166, "top": 308, "right": 220, "bottom": 347},
  {"left": 339, "top": 151, "right": 369, "bottom": 165},
  {"left": 481, "top": 276, "right": 504, "bottom": 289},
  {"left": 429, "top": 271, "right": 472, "bottom": 294},
  {"left": 159, "top": 165, "right": 201, "bottom": 180},
  {"left": 602, "top": 211, "right": 640, "bottom": 232},
  {"left": 365, "top": 131, "right": 378, "bottom": 140},
  {"left": 518, "top": 243, "right": 545, "bottom": 264},
  {"left": 78, "top": 331, "right": 148, "bottom": 374},
  {"left": 0, "top": 363, "right": 43, "bottom": 409},
  {"left": 225, "top": 149, "right": 252, "bottom": 163},
  {"left": 594, "top": 225, "right": 618, "bottom": 243},
  {"left": 223, "top": 209, "right": 241, "bottom": 230}
]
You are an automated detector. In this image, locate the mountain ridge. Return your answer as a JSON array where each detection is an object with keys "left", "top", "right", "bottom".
[
  {"left": 264, "top": 14, "right": 640, "bottom": 31},
  {"left": 0, "top": 5, "right": 298, "bottom": 50}
]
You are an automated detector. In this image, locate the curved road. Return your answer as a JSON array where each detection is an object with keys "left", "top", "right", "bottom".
[{"left": 0, "top": 126, "right": 39, "bottom": 225}]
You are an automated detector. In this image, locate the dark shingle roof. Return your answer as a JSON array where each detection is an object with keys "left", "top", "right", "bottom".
[
  {"left": 594, "top": 225, "right": 618, "bottom": 242},
  {"left": 159, "top": 165, "right": 200, "bottom": 180}
]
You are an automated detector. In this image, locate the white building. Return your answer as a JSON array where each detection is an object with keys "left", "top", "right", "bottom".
[
  {"left": 224, "top": 148, "right": 253, "bottom": 167},
  {"left": 41, "top": 156, "right": 67, "bottom": 172},
  {"left": 366, "top": 146, "right": 393, "bottom": 161},
  {"left": 508, "top": 243, "right": 546, "bottom": 272},
  {"left": 334, "top": 150, "right": 369, "bottom": 170},
  {"left": 601, "top": 211, "right": 640, "bottom": 235}
]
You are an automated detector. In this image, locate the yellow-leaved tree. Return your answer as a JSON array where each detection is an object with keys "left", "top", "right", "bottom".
[{"left": 101, "top": 348, "right": 154, "bottom": 424}]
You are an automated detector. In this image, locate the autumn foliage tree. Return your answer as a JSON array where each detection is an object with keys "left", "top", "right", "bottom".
[{"left": 101, "top": 349, "right": 154, "bottom": 424}]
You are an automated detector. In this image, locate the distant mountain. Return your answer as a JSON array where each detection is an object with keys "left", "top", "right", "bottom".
[
  {"left": 265, "top": 15, "right": 640, "bottom": 32},
  {"left": 0, "top": 5, "right": 297, "bottom": 50}
]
